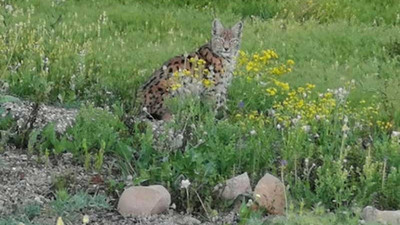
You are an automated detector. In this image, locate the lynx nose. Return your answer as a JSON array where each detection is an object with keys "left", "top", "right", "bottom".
[{"left": 224, "top": 47, "right": 229, "bottom": 51}]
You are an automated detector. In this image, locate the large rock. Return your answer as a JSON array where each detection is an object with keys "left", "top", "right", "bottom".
[
  {"left": 253, "top": 173, "right": 285, "bottom": 215},
  {"left": 216, "top": 172, "right": 251, "bottom": 200},
  {"left": 117, "top": 185, "right": 171, "bottom": 217},
  {"left": 362, "top": 206, "right": 400, "bottom": 225}
]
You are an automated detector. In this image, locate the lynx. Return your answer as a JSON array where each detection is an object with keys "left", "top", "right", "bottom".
[{"left": 139, "top": 19, "right": 243, "bottom": 120}]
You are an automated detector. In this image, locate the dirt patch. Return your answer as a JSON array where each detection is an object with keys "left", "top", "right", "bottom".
[{"left": 0, "top": 146, "right": 238, "bottom": 225}]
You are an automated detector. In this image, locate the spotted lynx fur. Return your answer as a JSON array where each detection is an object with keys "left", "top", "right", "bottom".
[{"left": 139, "top": 19, "right": 243, "bottom": 120}]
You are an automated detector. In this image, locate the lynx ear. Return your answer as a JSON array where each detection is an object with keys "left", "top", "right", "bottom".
[
  {"left": 212, "top": 19, "right": 224, "bottom": 36},
  {"left": 231, "top": 21, "right": 243, "bottom": 38}
]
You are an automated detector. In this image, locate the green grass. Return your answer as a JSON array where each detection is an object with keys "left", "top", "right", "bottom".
[
  {"left": 0, "top": 192, "right": 109, "bottom": 225},
  {"left": 2, "top": 0, "right": 400, "bottom": 108},
  {"left": 1, "top": 0, "right": 400, "bottom": 224}
]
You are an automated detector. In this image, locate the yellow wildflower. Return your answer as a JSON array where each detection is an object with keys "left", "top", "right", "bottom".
[
  {"left": 56, "top": 217, "right": 65, "bottom": 225},
  {"left": 296, "top": 99, "right": 304, "bottom": 108},
  {"left": 287, "top": 59, "right": 295, "bottom": 66},
  {"left": 197, "top": 58, "right": 206, "bottom": 65},
  {"left": 171, "top": 83, "right": 182, "bottom": 91},
  {"left": 253, "top": 53, "right": 260, "bottom": 60},
  {"left": 183, "top": 69, "right": 191, "bottom": 76},
  {"left": 270, "top": 67, "right": 281, "bottom": 75},
  {"left": 202, "top": 79, "right": 214, "bottom": 88},
  {"left": 306, "top": 83, "right": 315, "bottom": 90},
  {"left": 267, "top": 49, "right": 279, "bottom": 59},
  {"left": 274, "top": 80, "right": 290, "bottom": 91},
  {"left": 266, "top": 88, "right": 277, "bottom": 96},
  {"left": 246, "top": 62, "right": 256, "bottom": 72}
]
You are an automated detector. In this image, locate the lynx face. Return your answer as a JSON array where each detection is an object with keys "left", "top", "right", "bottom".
[{"left": 211, "top": 19, "right": 243, "bottom": 60}]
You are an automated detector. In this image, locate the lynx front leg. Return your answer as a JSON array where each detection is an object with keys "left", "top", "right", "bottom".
[{"left": 213, "top": 85, "right": 229, "bottom": 119}]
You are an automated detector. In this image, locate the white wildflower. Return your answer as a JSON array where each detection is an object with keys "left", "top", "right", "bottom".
[
  {"left": 343, "top": 115, "right": 348, "bottom": 124},
  {"left": 391, "top": 131, "right": 400, "bottom": 138},
  {"left": 342, "top": 124, "right": 350, "bottom": 132},
  {"left": 268, "top": 109, "right": 275, "bottom": 117},
  {"left": 5, "top": 4, "right": 13, "bottom": 12},
  {"left": 126, "top": 175, "right": 133, "bottom": 181},
  {"left": 302, "top": 125, "right": 311, "bottom": 133},
  {"left": 180, "top": 179, "right": 191, "bottom": 189},
  {"left": 82, "top": 215, "right": 90, "bottom": 224},
  {"left": 250, "top": 130, "right": 257, "bottom": 135}
]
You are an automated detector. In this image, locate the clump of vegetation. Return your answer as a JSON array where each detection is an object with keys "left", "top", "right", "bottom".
[{"left": 0, "top": 192, "right": 109, "bottom": 225}]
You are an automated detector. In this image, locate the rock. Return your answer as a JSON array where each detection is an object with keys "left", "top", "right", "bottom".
[
  {"left": 253, "top": 172, "right": 285, "bottom": 215},
  {"left": 216, "top": 172, "right": 251, "bottom": 200},
  {"left": 362, "top": 206, "right": 400, "bottom": 225},
  {"left": 176, "top": 215, "right": 201, "bottom": 225},
  {"left": 0, "top": 99, "right": 78, "bottom": 134},
  {"left": 117, "top": 185, "right": 171, "bottom": 217}
]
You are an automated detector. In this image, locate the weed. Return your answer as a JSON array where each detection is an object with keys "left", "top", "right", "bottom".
[{"left": 23, "top": 203, "right": 41, "bottom": 221}]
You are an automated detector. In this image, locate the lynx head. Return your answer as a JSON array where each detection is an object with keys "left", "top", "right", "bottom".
[{"left": 211, "top": 19, "right": 243, "bottom": 60}]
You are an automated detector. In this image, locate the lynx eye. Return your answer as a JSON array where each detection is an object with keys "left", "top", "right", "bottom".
[
  {"left": 214, "top": 38, "right": 223, "bottom": 43},
  {"left": 230, "top": 39, "right": 239, "bottom": 45}
]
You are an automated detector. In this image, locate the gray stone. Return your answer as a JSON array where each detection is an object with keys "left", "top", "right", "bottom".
[
  {"left": 253, "top": 172, "right": 285, "bottom": 215},
  {"left": 362, "top": 206, "right": 400, "bottom": 225},
  {"left": 216, "top": 172, "right": 251, "bottom": 200},
  {"left": 117, "top": 185, "right": 171, "bottom": 217}
]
